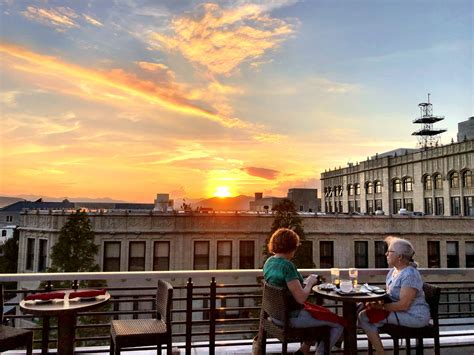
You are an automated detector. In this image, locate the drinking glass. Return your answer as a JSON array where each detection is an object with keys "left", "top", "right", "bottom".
[
  {"left": 340, "top": 279, "right": 353, "bottom": 293},
  {"left": 349, "top": 268, "right": 358, "bottom": 287},
  {"left": 330, "top": 268, "right": 340, "bottom": 287}
]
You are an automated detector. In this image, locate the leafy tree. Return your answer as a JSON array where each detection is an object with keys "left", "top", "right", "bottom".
[
  {"left": 0, "top": 230, "right": 19, "bottom": 274},
  {"left": 263, "top": 199, "right": 314, "bottom": 268},
  {"left": 50, "top": 210, "right": 99, "bottom": 273}
]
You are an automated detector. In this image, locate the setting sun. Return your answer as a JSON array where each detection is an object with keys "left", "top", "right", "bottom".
[{"left": 214, "top": 186, "right": 232, "bottom": 198}]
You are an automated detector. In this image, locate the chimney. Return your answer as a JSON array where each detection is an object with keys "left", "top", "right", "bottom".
[{"left": 255, "top": 192, "right": 263, "bottom": 200}]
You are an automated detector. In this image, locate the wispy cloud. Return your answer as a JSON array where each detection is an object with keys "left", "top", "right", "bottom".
[
  {"left": 22, "top": 6, "right": 79, "bottom": 31},
  {"left": 149, "top": 3, "right": 296, "bottom": 76},
  {"left": 83, "top": 14, "right": 103, "bottom": 27}
]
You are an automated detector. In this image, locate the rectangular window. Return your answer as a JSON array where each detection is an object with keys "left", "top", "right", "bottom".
[
  {"left": 153, "top": 241, "right": 170, "bottom": 271},
  {"left": 6, "top": 216, "right": 13, "bottom": 222},
  {"left": 451, "top": 197, "right": 461, "bottom": 216},
  {"left": 295, "top": 240, "right": 313, "bottom": 266},
  {"left": 374, "top": 241, "right": 388, "bottom": 268},
  {"left": 355, "top": 200, "right": 361, "bottom": 212},
  {"left": 194, "top": 241, "right": 210, "bottom": 270},
  {"left": 128, "top": 241, "right": 145, "bottom": 271},
  {"left": 435, "top": 197, "right": 444, "bottom": 216},
  {"left": 403, "top": 198, "right": 413, "bottom": 212},
  {"left": 427, "top": 241, "right": 440, "bottom": 268},
  {"left": 366, "top": 200, "right": 374, "bottom": 214},
  {"left": 38, "top": 239, "right": 48, "bottom": 272},
  {"left": 446, "top": 241, "right": 459, "bottom": 268},
  {"left": 466, "top": 242, "right": 474, "bottom": 268},
  {"left": 375, "top": 199, "right": 383, "bottom": 211},
  {"left": 393, "top": 199, "right": 402, "bottom": 213},
  {"left": 320, "top": 241, "right": 334, "bottom": 268},
  {"left": 424, "top": 198, "right": 433, "bottom": 215},
  {"left": 1, "top": 230, "right": 6, "bottom": 237},
  {"left": 239, "top": 241, "right": 255, "bottom": 269},
  {"left": 26, "top": 238, "right": 35, "bottom": 270},
  {"left": 348, "top": 201, "right": 354, "bottom": 213},
  {"left": 464, "top": 196, "right": 474, "bottom": 216},
  {"left": 104, "top": 241, "right": 121, "bottom": 271},
  {"left": 354, "top": 241, "right": 368, "bottom": 268},
  {"left": 217, "top": 241, "right": 232, "bottom": 269}
]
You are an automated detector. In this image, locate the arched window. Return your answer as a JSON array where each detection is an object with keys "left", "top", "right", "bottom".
[
  {"left": 403, "top": 177, "right": 413, "bottom": 192},
  {"left": 393, "top": 178, "right": 402, "bottom": 192},
  {"left": 375, "top": 181, "right": 382, "bottom": 194},
  {"left": 355, "top": 183, "right": 361, "bottom": 195},
  {"left": 423, "top": 175, "right": 432, "bottom": 190},
  {"left": 366, "top": 182, "right": 373, "bottom": 194},
  {"left": 348, "top": 184, "right": 354, "bottom": 196},
  {"left": 463, "top": 170, "right": 472, "bottom": 188},
  {"left": 450, "top": 172, "right": 459, "bottom": 188},
  {"left": 434, "top": 174, "right": 443, "bottom": 189}
]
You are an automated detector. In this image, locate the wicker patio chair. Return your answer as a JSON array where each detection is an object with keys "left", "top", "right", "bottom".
[
  {"left": 0, "top": 284, "right": 33, "bottom": 355},
  {"left": 110, "top": 279, "right": 173, "bottom": 355},
  {"left": 368, "top": 282, "right": 441, "bottom": 355},
  {"left": 257, "top": 281, "right": 331, "bottom": 354}
]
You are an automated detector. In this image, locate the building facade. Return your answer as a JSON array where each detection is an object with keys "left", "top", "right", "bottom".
[
  {"left": 321, "top": 139, "right": 474, "bottom": 216},
  {"left": 17, "top": 211, "right": 474, "bottom": 276},
  {"left": 458, "top": 117, "right": 474, "bottom": 142}
]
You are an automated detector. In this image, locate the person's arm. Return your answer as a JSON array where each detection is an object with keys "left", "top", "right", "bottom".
[
  {"left": 369, "top": 287, "right": 417, "bottom": 312},
  {"left": 287, "top": 274, "right": 319, "bottom": 304}
]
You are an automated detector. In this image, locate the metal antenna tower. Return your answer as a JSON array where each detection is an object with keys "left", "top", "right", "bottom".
[{"left": 412, "top": 93, "right": 447, "bottom": 149}]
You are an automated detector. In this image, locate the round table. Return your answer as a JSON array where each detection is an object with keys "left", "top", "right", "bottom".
[
  {"left": 313, "top": 286, "right": 385, "bottom": 355},
  {"left": 20, "top": 290, "right": 110, "bottom": 355}
]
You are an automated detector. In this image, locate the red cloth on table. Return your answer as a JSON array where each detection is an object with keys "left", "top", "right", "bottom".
[
  {"left": 24, "top": 292, "right": 65, "bottom": 301},
  {"left": 303, "top": 302, "right": 348, "bottom": 327},
  {"left": 366, "top": 308, "right": 390, "bottom": 323},
  {"left": 69, "top": 289, "right": 106, "bottom": 299}
]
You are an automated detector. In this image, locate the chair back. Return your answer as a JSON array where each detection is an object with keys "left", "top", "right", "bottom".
[
  {"left": 156, "top": 280, "right": 173, "bottom": 329},
  {"left": 423, "top": 283, "right": 441, "bottom": 327},
  {"left": 262, "top": 281, "right": 301, "bottom": 325}
]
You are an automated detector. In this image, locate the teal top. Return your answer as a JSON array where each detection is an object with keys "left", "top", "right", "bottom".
[{"left": 263, "top": 255, "right": 304, "bottom": 288}]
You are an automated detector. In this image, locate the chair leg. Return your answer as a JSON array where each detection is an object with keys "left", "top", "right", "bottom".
[
  {"left": 323, "top": 336, "right": 330, "bottom": 355},
  {"left": 282, "top": 340, "right": 288, "bottom": 354},
  {"left": 406, "top": 337, "right": 411, "bottom": 354},
  {"left": 261, "top": 330, "right": 267, "bottom": 355},
  {"left": 393, "top": 337, "right": 399, "bottom": 355},
  {"left": 167, "top": 339, "right": 173, "bottom": 355},
  {"left": 157, "top": 343, "right": 161, "bottom": 354},
  {"left": 110, "top": 337, "right": 114, "bottom": 355}
]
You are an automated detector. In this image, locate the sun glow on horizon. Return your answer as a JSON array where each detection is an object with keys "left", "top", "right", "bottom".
[{"left": 213, "top": 186, "right": 232, "bottom": 198}]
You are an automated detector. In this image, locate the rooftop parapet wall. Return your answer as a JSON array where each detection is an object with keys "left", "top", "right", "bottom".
[{"left": 19, "top": 213, "right": 474, "bottom": 236}]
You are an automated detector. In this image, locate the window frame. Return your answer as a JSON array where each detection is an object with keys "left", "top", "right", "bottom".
[
  {"left": 128, "top": 241, "right": 146, "bottom": 271},
  {"left": 153, "top": 241, "right": 170, "bottom": 271},
  {"left": 354, "top": 241, "right": 369, "bottom": 268},
  {"left": 194, "top": 241, "right": 210, "bottom": 270},
  {"left": 319, "top": 241, "right": 334, "bottom": 268},
  {"left": 239, "top": 241, "right": 255, "bottom": 269},
  {"left": 217, "top": 240, "right": 232, "bottom": 269},
  {"left": 103, "top": 241, "right": 121, "bottom": 272}
]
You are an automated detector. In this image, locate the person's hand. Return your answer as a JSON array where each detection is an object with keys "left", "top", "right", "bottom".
[{"left": 304, "top": 274, "right": 319, "bottom": 287}]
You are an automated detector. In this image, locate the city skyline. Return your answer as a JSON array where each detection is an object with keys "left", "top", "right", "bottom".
[{"left": 1, "top": 0, "right": 472, "bottom": 202}]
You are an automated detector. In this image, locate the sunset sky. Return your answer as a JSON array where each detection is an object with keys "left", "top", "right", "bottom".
[{"left": 1, "top": 0, "right": 472, "bottom": 203}]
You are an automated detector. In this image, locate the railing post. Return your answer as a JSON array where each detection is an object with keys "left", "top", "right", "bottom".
[
  {"left": 41, "top": 281, "right": 53, "bottom": 355},
  {"left": 185, "top": 278, "right": 193, "bottom": 355},
  {"left": 209, "top": 277, "right": 216, "bottom": 355}
]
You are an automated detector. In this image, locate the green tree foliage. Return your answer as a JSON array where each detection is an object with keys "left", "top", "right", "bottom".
[
  {"left": 263, "top": 199, "right": 314, "bottom": 268},
  {"left": 0, "top": 230, "right": 19, "bottom": 274},
  {"left": 50, "top": 210, "right": 99, "bottom": 273}
]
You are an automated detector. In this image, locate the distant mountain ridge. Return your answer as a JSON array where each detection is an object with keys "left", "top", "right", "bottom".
[
  {"left": 0, "top": 196, "right": 25, "bottom": 208},
  {"left": 195, "top": 195, "right": 254, "bottom": 211}
]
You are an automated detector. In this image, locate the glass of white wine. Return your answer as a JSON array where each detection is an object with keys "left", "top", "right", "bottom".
[{"left": 349, "top": 268, "right": 358, "bottom": 287}]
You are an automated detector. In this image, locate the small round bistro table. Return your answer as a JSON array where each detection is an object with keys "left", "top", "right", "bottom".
[
  {"left": 20, "top": 290, "right": 110, "bottom": 355},
  {"left": 313, "top": 286, "right": 386, "bottom": 355}
]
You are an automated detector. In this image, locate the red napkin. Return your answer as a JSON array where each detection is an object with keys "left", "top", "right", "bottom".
[
  {"left": 69, "top": 289, "right": 106, "bottom": 299},
  {"left": 366, "top": 308, "right": 390, "bottom": 323},
  {"left": 25, "top": 292, "right": 66, "bottom": 301},
  {"left": 304, "top": 302, "right": 348, "bottom": 327}
]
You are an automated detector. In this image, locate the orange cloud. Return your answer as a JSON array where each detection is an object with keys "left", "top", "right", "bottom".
[
  {"left": 22, "top": 6, "right": 79, "bottom": 30},
  {"left": 0, "top": 42, "right": 251, "bottom": 129},
  {"left": 150, "top": 3, "right": 295, "bottom": 75},
  {"left": 243, "top": 167, "right": 280, "bottom": 180}
]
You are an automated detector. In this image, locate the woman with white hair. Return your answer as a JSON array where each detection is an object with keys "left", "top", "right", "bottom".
[{"left": 358, "top": 237, "right": 430, "bottom": 354}]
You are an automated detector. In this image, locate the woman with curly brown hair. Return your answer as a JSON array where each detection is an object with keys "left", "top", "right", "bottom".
[{"left": 263, "top": 228, "right": 343, "bottom": 355}]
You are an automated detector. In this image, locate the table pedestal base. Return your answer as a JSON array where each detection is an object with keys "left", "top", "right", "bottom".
[{"left": 57, "top": 313, "right": 77, "bottom": 355}]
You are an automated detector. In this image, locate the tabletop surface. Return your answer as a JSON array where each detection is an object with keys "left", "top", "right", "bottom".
[
  {"left": 20, "top": 290, "right": 110, "bottom": 316},
  {"left": 313, "top": 285, "right": 386, "bottom": 302}
]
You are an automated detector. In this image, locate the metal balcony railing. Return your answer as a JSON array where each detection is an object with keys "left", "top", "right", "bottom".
[{"left": 1, "top": 268, "right": 474, "bottom": 354}]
